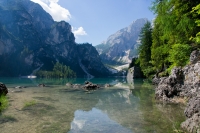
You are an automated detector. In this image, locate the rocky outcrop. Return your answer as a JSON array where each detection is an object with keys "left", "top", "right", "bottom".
[
  {"left": 66, "top": 81, "right": 101, "bottom": 91},
  {"left": 190, "top": 50, "right": 200, "bottom": 64},
  {"left": 181, "top": 97, "right": 200, "bottom": 133},
  {"left": 0, "top": 83, "right": 8, "bottom": 95},
  {"left": 95, "top": 18, "right": 148, "bottom": 65},
  {"left": 83, "top": 81, "right": 100, "bottom": 90},
  {"left": 155, "top": 50, "right": 200, "bottom": 132},
  {"left": 127, "top": 66, "right": 143, "bottom": 79},
  {"left": 0, "top": 0, "right": 109, "bottom": 77},
  {"left": 152, "top": 75, "right": 161, "bottom": 85},
  {"left": 155, "top": 67, "right": 184, "bottom": 102}
]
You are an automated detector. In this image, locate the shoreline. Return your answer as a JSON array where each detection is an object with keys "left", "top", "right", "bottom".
[{"left": 153, "top": 50, "right": 200, "bottom": 133}]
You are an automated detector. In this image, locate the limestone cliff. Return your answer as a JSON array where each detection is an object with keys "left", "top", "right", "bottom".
[
  {"left": 0, "top": 0, "right": 109, "bottom": 77},
  {"left": 95, "top": 18, "right": 148, "bottom": 65}
]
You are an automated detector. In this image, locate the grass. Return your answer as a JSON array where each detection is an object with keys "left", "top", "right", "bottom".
[
  {"left": 0, "top": 95, "right": 8, "bottom": 112},
  {"left": 23, "top": 100, "right": 37, "bottom": 108},
  {"left": 0, "top": 115, "right": 17, "bottom": 124}
]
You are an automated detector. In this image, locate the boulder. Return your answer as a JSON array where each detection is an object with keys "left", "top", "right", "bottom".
[
  {"left": 0, "top": 82, "right": 8, "bottom": 95},
  {"left": 83, "top": 81, "right": 99, "bottom": 90},
  {"left": 155, "top": 67, "right": 184, "bottom": 102},
  {"left": 190, "top": 50, "right": 200, "bottom": 64},
  {"left": 184, "top": 97, "right": 200, "bottom": 120},
  {"left": 38, "top": 84, "right": 46, "bottom": 87}
]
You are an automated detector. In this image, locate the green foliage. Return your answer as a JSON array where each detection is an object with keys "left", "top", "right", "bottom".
[
  {"left": 36, "top": 62, "right": 76, "bottom": 78},
  {"left": 0, "top": 95, "right": 8, "bottom": 112},
  {"left": 192, "top": 4, "right": 200, "bottom": 45},
  {"left": 169, "top": 43, "right": 191, "bottom": 67},
  {"left": 128, "top": 57, "right": 139, "bottom": 68},
  {"left": 149, "top": 0, "right": 200, "bottom": 76},
  {"left": 137, "top": 21, "right": 155, "bottom": 77}
]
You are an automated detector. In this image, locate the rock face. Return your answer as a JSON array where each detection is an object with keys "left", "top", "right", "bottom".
[
  {"left": 95, "top": 18, "right": 148, "bottom": 65},
  {"left": 155, "top": 50, "right": 200, "bottom": 132},
  {"left": 127, "top": 66, "right": 143, "bottom": 79},
  {"left": 155, "top": 67, "right": 184, "bottom": 102},
  {"left": 0, "top": 0, "right": 109, "bottom": 77},
  {"left": 0, "top": 83, "right": 8, "bottom": 95}
]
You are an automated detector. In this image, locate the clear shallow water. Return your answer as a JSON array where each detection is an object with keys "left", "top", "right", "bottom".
[{"left": 0, "top": 77, "right": 185, "bottom": 133}]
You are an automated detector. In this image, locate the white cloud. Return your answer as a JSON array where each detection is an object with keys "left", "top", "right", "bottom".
[
  {"left": 31, "top": 0, "right": 71, "bottom": 21},
  {"left": 30, "top": 0, "right": 87, "bottom": 38},
  {"left": 72, "top": 27, "right": 87, "bottom": 38}
]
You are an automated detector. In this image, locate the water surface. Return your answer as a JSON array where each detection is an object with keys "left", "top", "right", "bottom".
[{"left": 0, "top": 77, "right": 185, "bottom": 133}]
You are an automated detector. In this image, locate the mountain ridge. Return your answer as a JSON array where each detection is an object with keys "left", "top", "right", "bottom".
[
  {"left": 0, "top": 0, "right": 109, "bottom": 77},
  {"left": 95, "top": 18, "right": 148, "bottom": 65}
]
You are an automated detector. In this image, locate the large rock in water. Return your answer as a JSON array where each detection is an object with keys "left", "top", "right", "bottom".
[
  {"left": 0, "top": 83, "right": 8, "bottom": 95},
  {"left": 127, "top": 66, "right": 143, "bottom": 79},
  {"left": 155, "top": 50, "right": 200, "bottom": 132}
]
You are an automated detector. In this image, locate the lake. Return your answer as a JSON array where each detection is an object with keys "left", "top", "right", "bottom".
[{"left": 0, "top": 77, "right": 186, "bottom": 133}]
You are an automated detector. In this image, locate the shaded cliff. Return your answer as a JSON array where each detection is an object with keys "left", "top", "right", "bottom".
[{"left": 0, "top": 0, "right": 109, "bottom": 77}]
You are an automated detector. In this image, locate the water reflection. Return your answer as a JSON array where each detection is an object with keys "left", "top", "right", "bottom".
[
  {"left": 69, "top": 108, "right": 133, "bottom": 133},
  {"left": 0, "top": 77, "right": 185, "bottom": 133}
]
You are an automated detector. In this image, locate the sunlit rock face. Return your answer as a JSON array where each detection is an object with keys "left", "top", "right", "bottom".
[
  {"left": 95, "top": 18, "right": 148, "bottom": 65},
  {"left": 0, "top": 0, "right": 108, "bottom": 77},
  {"left": 154, "top": 50, "right": 200, "bottom": 132}
]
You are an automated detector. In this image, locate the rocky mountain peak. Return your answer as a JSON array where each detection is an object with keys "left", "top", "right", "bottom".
[{"left": 95, "top": 18, "right": 148, "bottom": 65}]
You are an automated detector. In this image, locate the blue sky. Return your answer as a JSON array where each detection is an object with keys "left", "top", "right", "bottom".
[{"left": 31, "top": 0, "right": 155, "bottom": 45}]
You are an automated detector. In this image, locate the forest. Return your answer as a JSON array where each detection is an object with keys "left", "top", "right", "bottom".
[
  {"left": 134, "top": 0, "right": 200, "bottom": 78},
  {"left": 36, "top": 62, "right": 76, "bottom": 78}
]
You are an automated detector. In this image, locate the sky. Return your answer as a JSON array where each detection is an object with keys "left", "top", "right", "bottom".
[{"left": 30, "top": 0, "right": 155, "bottom": 45}]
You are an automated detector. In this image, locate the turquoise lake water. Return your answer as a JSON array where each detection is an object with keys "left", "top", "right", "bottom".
[{"left": 0, "top": 77, "right": 185, "bottom": 133}]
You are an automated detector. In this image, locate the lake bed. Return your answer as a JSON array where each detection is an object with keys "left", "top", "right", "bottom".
[{"left": 0, "top": 78, "right": 186, "bottom": 133}]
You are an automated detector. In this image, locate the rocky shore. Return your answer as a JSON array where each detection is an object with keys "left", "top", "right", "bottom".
[
  {"left": 154, "top": 50, "right": 200, "bottom": 133},
  {"left": 0, "top": 83, "right": 8, "bottom": 96}
]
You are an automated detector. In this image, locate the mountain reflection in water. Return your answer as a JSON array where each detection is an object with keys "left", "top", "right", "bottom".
[
  {"left": 0, "top": 78, "right": 185, "bottom": 133},
  {"left": 69, "top": 108, "right": 133, "bottom": 133}
]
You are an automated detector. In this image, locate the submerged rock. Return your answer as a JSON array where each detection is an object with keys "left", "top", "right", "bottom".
[
  {"left": 0, "top": 82, "right": 8, "bottom": 95},
  {"left": 38, "top": 84, "right": 46, "bottom": 87},
  {"left": 104, "top": 84, "right": 112, "bottom": 88}
]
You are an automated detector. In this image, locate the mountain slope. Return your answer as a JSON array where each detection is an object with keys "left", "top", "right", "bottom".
[
  {"left": 95, "top": 18, "right": 147, "bottom": 65},
  {"left": 0, "top": 0, "right": 109, "bottom": 77}
]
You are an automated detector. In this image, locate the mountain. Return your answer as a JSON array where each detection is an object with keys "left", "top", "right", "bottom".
[
  {"left": 0, "top": 0, "right": 109, "bottom": 77},
  {"left": 95, "top": 18, "right": 148, "bottom": 65}
]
